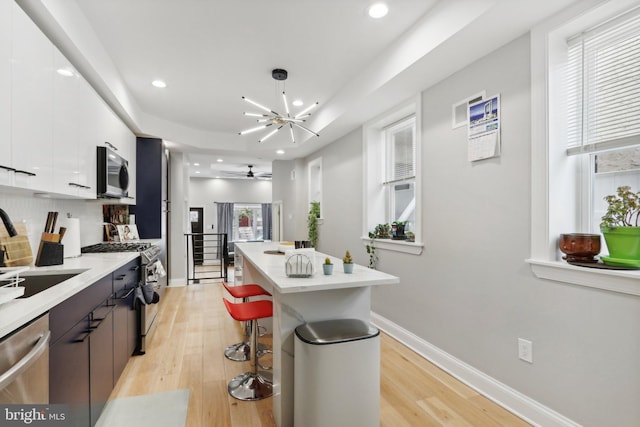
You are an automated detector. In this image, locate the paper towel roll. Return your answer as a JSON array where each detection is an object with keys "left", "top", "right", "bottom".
[{"left": 61, "top": 218, "right": 81, "bottom": 258}]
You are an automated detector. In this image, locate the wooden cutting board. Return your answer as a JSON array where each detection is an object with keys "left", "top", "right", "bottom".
[{"left": 0, "top": 222, "right": 33, "bottom": 267}]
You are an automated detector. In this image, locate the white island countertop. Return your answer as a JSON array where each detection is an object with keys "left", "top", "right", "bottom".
[
  {"left": 0, "top": 251, "right": 141, "bottom": 338},
  {"left": 235, "top": 242, "right": 399, "bottom": 293}
]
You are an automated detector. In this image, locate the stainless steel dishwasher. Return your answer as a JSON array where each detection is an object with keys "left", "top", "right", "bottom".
[{"left": 0, "top": 314, "right": 50, "bottom": 404}]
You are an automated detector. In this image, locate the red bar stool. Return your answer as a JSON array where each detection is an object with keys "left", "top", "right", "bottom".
[
  {"left": 223, "top": 298, "right": 273, "bottom": 401},
  {"left": 222, "top": 281, "right": 271, "bottom": 361}
]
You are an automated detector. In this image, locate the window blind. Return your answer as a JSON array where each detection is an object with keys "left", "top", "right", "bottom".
[
  {"left": 384, "top": 117, "right": 415, "bottom": 183},
  {"left": 566, "top": 9, "right": 640, "bottom": 155}
]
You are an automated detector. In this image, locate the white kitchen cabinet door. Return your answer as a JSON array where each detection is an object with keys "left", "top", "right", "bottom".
[
  {"left": 52, "top": 49, "right": 82, "bottom": 196},
  {"left": 10, "top": 3, "right": 54, "bottom": 191},
  {"left": 0, "top": 0, "right": 12, "bottom": 186},
  {"left": 75, "top": 77, "right": 98, "bottom": 199},
  {"left": 51, "top": 48, "right": 96, "bottom": 199}
]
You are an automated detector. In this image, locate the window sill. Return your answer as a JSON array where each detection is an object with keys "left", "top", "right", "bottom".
[
  {"left": 527, "top": 259, "right": 640, "bottom": 297},
  {"left": 360, "top": 237, "right": 423, "bottom": 255}
]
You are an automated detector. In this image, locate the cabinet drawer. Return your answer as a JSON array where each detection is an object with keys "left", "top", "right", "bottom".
[
  {"left": 50, "top": 274, "right": 112, "bottom": 344},
  {"left": 113, "top": 259, "right": 140, "bottom": 295}
]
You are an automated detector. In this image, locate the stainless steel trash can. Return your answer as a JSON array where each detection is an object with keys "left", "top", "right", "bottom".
[{"left": 294, "top": 318, "right": 380, "bottom": 427}]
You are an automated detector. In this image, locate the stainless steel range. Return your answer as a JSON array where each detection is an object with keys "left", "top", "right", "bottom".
[
  {"left": 81, "top": 241, "right": 166, "bottom": 354},
  {"left": 137, "top": 244, "right": 165, "bottom": 354}
]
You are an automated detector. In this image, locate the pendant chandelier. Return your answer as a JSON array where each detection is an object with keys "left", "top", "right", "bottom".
[{"left": 239, "top": 69, "right": 319, "bottom": 143}]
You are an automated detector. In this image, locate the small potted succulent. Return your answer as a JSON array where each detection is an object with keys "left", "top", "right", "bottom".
[
  {"left": 322, "top": 257, "right": 333, "bottom": 275},
  {"left": 600, "top": 185, "right": 640, "bottom": 265},
  {"left": 342, "top": 250, "right": 354, "bottom": 274}
]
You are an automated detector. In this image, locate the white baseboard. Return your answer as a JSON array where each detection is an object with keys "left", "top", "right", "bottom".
[
  {"left": 370, "top": 312, "right": 582, "bottom": 427},
  {"left": 168, "top": 278, "right": 188, "bottom": 287}
]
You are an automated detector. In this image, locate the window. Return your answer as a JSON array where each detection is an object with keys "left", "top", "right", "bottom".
[
  {"left": 529, "top": 1, "right": 640, "bottom": 296},
  {"left": 363, "top": 95, "right": 423, "bottom": 255},
  {"left": 232, "top": 204, "right": 263, "bottom": 241},
  {"left": 384, "top": 117, "right": 416, "bottom": 230},
  {"left": 567, "top": 9, "right": 640, "bottom": 233}
]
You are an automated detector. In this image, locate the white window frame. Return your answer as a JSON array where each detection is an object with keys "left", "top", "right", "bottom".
[
  {"left": 362, "top": 94, "right": 423, "bottom": 255},
  {"left": 308, "top": 157, "right": 323, "bottom": 219},
  {"left": 529, "top": 0, "right": 640, "bottom": 297}
]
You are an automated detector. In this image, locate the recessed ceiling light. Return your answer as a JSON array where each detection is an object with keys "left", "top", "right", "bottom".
[
  {"left": 292, "top": 100, "right": 303, "bottom": 107},
  {"left": 368, "top": 3, "right": 388, "bottom": 18},
  {"left": 152, "top": 80, "right": 167, "bottom": 88},
  {"left": 56, "top": 68, "right": 74, "bottom": 77},
  {"left": 195, "top": 170, "right": 200, "bottom": 174},
  {"left": 217, "top": 158, "right": 223, "bottom": 162},
  {"left": 276, "top": 150, "right": 285, "bottom": 155},
  {"left": 193, "top": 162, "right": 200, "bottom": 166}
]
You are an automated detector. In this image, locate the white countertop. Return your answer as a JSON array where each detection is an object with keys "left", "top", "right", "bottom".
[
  {"left": 0, "top": 251, "right": 140, "bottom": 338},
  {"left": 235, "top": 242, "right": 399, "bottom": 294}
]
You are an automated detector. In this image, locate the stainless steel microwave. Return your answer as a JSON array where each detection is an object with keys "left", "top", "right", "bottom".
[{"left": 97, "top": 146, "right": 129, "bottom": 198}]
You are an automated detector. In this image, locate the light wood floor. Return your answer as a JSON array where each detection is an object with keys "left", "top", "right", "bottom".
[{"left": 110, "top": 282, "right": 530, "bottom": 426}]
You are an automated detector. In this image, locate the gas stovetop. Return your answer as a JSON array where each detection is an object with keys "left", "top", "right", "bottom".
[{"left": 81, "top": 242, "right": 152, "bottom": 253}]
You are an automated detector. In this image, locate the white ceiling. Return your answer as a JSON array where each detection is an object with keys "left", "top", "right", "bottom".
[{"left": 24, "top": 0, "right": 584, "bottom": 178}]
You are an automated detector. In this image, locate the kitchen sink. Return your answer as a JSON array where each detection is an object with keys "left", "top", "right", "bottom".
[{"left": 17, "top": 270, "right": 87, "bottom": 298}]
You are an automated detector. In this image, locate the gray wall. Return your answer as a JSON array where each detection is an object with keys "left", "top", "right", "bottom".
[
  {"left": 272, "top": 159, "right": 307, "bottom": 242},
  {"left": 188, "top": 177, "right": 272, "bottom": 236},
  {"left": 301, "top": 34, "right": 640, "bottom": 427}
]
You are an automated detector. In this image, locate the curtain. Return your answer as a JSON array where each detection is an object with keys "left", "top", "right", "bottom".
[
  {"left": 262, "top": 203, "right": 272, "bottom": 241},
  {"left": 216, "top": 202, "right": 234, "bottom": 242}
]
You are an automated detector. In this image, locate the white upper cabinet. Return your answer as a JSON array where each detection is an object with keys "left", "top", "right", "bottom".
[
  {"left": 52, "top": 49, "right": 96, "bottom": 198},
  {"left": 5, "top": 3, "right": 135, "bottom": 200},
  {"left": 0, "top": 0, "right": 11, "bottom": 186},
  {"left": 10, "top": 3, "right": 54, "bottom": 191}
]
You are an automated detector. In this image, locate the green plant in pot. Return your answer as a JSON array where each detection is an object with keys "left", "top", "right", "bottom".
[
  {"left": 600, "top": 185, "right": 640, "bottom": 267},
  {"left": 322, "top": 257, "right": 333, "bottom": 275},
  {"left": 342, "top": 250, "right": 354, "bottom": 274},
  {"left": 308, "top": 202, "right": 320, "bottom": 248}
]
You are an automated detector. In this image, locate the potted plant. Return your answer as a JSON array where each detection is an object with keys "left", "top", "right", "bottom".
[
  {"left": 392, "top": 221, "right": 407, "bottom": 240},
  {"left": 600, "top": 185, "right": 640, "bottom": 266},
  {"left": 366, "top": 231, "right": 379, "bottom": 270},
  {"left": 308, "top": 202, "right": 320, "bottom": 248},
  {"left": 342, "top": 250, "right": 354, "bottom": 274},
  {"left": 322, "top": 257, "right": 333, "bottom": 275},
  {"left": 374, "top": 223, "right": 391, "bottom": 239}
]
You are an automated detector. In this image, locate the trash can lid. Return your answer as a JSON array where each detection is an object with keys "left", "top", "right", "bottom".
[{"left": 295, "top": 318, "right": 379, "bottom": 345}]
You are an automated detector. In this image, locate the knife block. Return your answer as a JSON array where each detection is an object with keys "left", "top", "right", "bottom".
[{"left": 35, "top": 240, "right": 64, "bottom": 267}]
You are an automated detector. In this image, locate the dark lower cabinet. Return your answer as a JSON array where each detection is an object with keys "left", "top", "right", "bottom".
[
  {"left": 113, "top": 259, "right": 139, "bottom": 381},
  {"left": 49, "top": 259, "right": 140, "bottom": 427},
  {"left": 89, "top": 304, "right": 114, "bottom": 427},
  {"left": 49, "top": 319, "right": 91, "bottom": 427}
]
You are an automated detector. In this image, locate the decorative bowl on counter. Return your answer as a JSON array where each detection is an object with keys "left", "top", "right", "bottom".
[{"left": 559, "top": 233, "right": 601, "bottom": 263}]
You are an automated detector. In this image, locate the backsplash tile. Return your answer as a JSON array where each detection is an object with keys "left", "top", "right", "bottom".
[{"left": 0, "top": 193, "right": 104, "bottom": 251}]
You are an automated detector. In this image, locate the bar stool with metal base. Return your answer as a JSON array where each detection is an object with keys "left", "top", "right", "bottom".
[
  {"left": 222, "top": 281, "right": 271, "bottom": 361},
  {"left": 223, "top": 298, "right": 273, "bottom": 401}
]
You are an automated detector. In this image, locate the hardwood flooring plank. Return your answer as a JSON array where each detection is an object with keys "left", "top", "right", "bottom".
[{"left": 109, "top": 278, "right": 528, "bottom": 426}]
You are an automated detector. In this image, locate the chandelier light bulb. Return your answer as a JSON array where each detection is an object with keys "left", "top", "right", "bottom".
[{"left": 239, "top": 124, "right": 270, "bottom": 135}]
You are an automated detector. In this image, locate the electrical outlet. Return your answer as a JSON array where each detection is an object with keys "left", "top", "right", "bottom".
[{"left": 518, "top": 338, "right": 533, "bottom": 363}]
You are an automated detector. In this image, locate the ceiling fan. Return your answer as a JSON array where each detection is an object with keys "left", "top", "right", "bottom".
[{"left": 213, "top": 164, "right": 272, "bottom": 180}]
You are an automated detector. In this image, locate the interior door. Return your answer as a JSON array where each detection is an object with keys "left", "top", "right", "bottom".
[{"left": 190, "top": 207, "right": 204, "bottom": 265}]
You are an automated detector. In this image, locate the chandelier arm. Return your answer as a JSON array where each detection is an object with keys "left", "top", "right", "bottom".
[
  {"left": 282, "top": 92, "right": 290, "bottom": 117},
  {"left": 294, "top": 102, "right": 318, "bottom": 119},
  {"left": 292, "top": 122, "right": 319, "bottom": 137},
  {"left": 239, "top": 123, "right": 272, "bottom": 135},
  {"left": 289, "top": 124, "right": 295, "bottom": 144},
  {"left": 259, "top": 125, "right": 284, "bottom": 143}
]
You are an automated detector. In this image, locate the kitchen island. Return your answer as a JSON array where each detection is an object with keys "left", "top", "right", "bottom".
[{"left": 234, "top": 242, "right": 399, "bottom": 427}]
